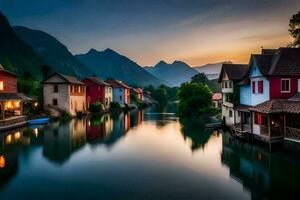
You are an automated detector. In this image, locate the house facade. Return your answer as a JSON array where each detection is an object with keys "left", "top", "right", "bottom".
[
  {"left": 131, "top": 88, "right": 143, "bottom": 101},
  {"left": 83, "top": 77, "right": 112, "bottom": 110},
  {"left": 43, "top": 73, "right": 86, "bottom": 116},
  {"left": 218, "top": 64, "right": 248, "bottom": 126},
  {"left": 231, "top": 48, "right": 300, "bottom": 149},
  {"left": 0, "top": 64, "right": 24, "bottom": 121},
  {"left": 105, "top": 79, "right": 130, "bottom": 106},
  {"left": 212, "top": 93, "right": 222, "bottom": 108}
]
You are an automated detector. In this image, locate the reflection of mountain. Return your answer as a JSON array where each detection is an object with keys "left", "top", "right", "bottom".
[
  {"left": 179, "top": 118, "right": 213, "bottom": 151},
  {"left": 221, "top": 132, "right": 300, "bottom": 199},
  {"left": 43, "top": 119, "right": 86, "bottom": 164}
]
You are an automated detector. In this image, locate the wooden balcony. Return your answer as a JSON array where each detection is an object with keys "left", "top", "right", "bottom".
[{"left": 285, "top": 127, "right": 300, "bottom": 141}]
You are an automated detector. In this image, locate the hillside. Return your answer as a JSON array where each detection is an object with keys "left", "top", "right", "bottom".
[
  {"left": 0, "top": 12, "right": 45, "bottom": 79},
  {"left": 76, "top": 48, "right": 164, "bottom": 86},
  {"left": 14, "top": 26, "right": 93, "bottom": 78},
  {"left": 144, "top": 60, "right": 199, "bottom": 86}
]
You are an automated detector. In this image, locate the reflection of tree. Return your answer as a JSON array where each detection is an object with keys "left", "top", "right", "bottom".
[
  {"left": 179, "top": 117, "right": 213, "bottom": 151},
  {"left": 221, "top": 132, "right": 300, "bottom": 199}
]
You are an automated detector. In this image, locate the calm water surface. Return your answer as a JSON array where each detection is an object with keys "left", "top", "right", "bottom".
[{"left": 0, "top": 108, "right": 300, "bottom": 200}]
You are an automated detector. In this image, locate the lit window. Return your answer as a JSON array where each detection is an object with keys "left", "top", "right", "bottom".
[
  {"left": 281, "top": 79, "right": 290, "bottom": 93},
  {"left": 0, "top": 81, "right": 3, "bottom": 90}
]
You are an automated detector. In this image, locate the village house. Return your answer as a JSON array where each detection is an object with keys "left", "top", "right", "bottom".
[
  {"left": 218, "top": 63, "right": 249, "bottom": 126},
  {"left": 83, "top": 77, "right": 113, "bottom": 110},
  {"left": 131, "top": 88, "right": 143, "bottom": 101},
  {"left": 43, "top": 73, "right": 86, "bottom": 116},
  {"left": 105, "top": 79, "right": 130, "bottom": 106},
  {"left": 230, "top": 48, "right": 300, "bottom": 149},
  {"left": 0, "top": 64, "right": 27, "bottom": 129},
  {"left": 212, "top": 93, "right": 222, "bottom": 108}
]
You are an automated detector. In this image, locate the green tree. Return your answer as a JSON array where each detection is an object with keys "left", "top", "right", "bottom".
[
  {"left": 191, "top": 73, "right": 209, "bottom": 84},
  {"left": 289, "top": 11, "right": 300, "bottom": 47},
  {"left": 177, "top": 83, "right": 212, "bottom": 117},
  {"left": 152, "top": 87, "right": 168, "bottom": 105}
]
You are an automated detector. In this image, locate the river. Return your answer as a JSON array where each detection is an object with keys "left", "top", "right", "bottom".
[{"left": 0, "top": 108, "right": 299, "bottom": 199}]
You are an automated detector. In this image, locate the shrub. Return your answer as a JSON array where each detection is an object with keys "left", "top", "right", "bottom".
[{"left": 89, "top": 101, "right": 104, "bottom": 113}]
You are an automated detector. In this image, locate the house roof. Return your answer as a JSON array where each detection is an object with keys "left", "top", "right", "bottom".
[
  {"left": 0, "top": 64, "right": 17, "bottom": 77},
  {"left": 252, "top": 54, "right": 273, "bottom": 76},
  {"left": 261, "top": 49, "right": 278, "bottom": 55},
  {"left": 44, "top": 73, "right": 84, "bottom": 85},
  {"left": 0, "top": 93, "right": 25, "bottom": 101},
  {"left": 250, "top": 99, "right": 300, "bottom": 114},
  {"left": 131, "top": 88, "right": 143, "bottom": 94},
  {"left": 105, "top": 79, "right": 130, "bottom": 89},
  {"left": 84, "top": 77, "right": 111, "bottom": 86},
  {"left": 268, "top": 48, "right": 300, "bottom": 76},
  {"left": 218, "top": 64, "right": 249, "bottom": 83},
  {"left": 212, "top": 93, "right": 222, "bottom": 101}
]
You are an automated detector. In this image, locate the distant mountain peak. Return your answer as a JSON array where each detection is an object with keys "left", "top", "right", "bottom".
[
  {"left": 88, "top": 48, "right": 99, "bottom": 54},
  {"left": 103, "top": 48, "right": 119, "bottom": 55},
  {"left": 156, "top": 60, "right": 167, "bottom": 66},
  {"left": 172, "top": 60, "right": 188, "bottom": 66}
]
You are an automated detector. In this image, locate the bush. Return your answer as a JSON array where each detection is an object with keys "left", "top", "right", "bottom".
[
  {"left": 89, "top": 101, "right": 104, "bottom": 113},
  {"left": 110, "top": 102, "right": 121, "bottom": 112}
]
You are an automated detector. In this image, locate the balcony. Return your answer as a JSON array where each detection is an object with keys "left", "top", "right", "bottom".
[
  {"left": 221, "top": 88, "right": 233, "bottom": 93},
  {"left": 285, "top": 127, "right": 300, "bottom": 142}
]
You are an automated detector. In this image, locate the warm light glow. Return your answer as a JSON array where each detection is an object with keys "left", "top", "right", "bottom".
[
  {"left": 0, "top": 81, "right": 3, "bottom": 90},
  {"left": 5, "top": 135, "right": 12, "bottom": 144},
  {"left": 34, "top": 102, "right": 38, "bottom": 107},
  {"left": 7, "top": 101, "right": 12, "bottom": 108},
  {"left": 15, "top": 101, "right": 20, "bottom": 108},
  {"left": 0, "top": 156, "right": 5, "bottom": 168},
  {"left": 14, "top": 131, "right": 21, "bottom": 140},
  {"left": 34, "top": 128, "right": 39, "bottom": 137}
]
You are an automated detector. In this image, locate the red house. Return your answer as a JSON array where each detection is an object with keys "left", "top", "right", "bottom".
[
  {"left": 83, "top": 77, "right": 112, "bottom": 109},
  {"left": 0, "top": 64, "right": 24, "bottom": 120},
  {"left": 131, "top": 88, "right": 143, "bottom": 101}
]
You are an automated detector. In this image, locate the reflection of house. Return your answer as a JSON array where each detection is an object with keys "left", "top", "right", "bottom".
[
  {"left": 212, "top": 93, "right": 222, "bottom": 108},
  {"left": 43, "top": 73, "right": 86, "bottom": 116},
  {"left": 221, "top": 132, "right": 300, "bottom": 199},
  {"left": 0, "top": 64, "right": 26, "bottom": 127},
  {"left": 218, "top": 64, "right": 248, "bottom": 126},
  {"left": 83, "top": 77, "right": 112, "bottom": 110},
  {"left": 43, "top": 119, "right": 86, "bottom": 164},
  {"left": 105, "top": 79, "right": 130, "bottom": 106},
  {"left": 86, "top": 114, "right": 113, "bottom": 144}
]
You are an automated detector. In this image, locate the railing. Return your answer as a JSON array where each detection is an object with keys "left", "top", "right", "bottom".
[{"left": 286, "top": 127, "right": 300, "bottom": 141}]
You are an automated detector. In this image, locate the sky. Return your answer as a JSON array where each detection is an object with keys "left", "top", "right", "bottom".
[{"left": 1, "top": 0, "right": 299, "bottom": 67}]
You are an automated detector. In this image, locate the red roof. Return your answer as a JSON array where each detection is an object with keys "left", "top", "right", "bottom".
[{"left": 212, "top": 93, "right": 222, "bottom": 101}]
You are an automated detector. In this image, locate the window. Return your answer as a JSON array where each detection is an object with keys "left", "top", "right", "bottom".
[
  {"left": 229, "top": 81, "right": 232, "bottom": 88},
  {"left": 229, "top": 110, "right": 233, "bottom": 117},
  {"left": 225, "top": 81, "right": 228, "bottom": 88},
  {"left": 120, "top": 95, "right": 122, "bottom": 101},
  {"left": 298, "top": 79, "right": 300, "bottom": 93},
  {"left": 78, "top": 86, "right": 81, "bottom": 93},
  {"left": 254, "top": 113, "right": 267, "bottom": 126},
  {"left": 0, "top": 81, "right": 4, "bottom": 90},
  {"left": 281, "top": 79, "right": 290, "bottom": 93},
  {"left": 258, "top": 80, "right": 263, "bottom": 93},
  {"left": 252, "top": 81, "right": 256, "bottom": 93},
  {"left": 53, "top": 99, "right": 58, "bottom": 106},
  {"left": 54, "top": 85, "right": 58, "bottom": 93}
]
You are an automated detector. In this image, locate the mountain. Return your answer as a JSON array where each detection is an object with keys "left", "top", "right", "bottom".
[
  {"left": 0, "top": 12, "right": 45, "bottom": 79},
  {"left": 144, "top": 60, "right": 199, "bottom": 86},
  {"left": 194, "top": 61, "right": 231, "bottom": 80},
  {"left": 76, "top": 48, "right": 164, "bottom": 86},
  {"left": 13, "top": 26, "right": 93, "bottom": 78}
]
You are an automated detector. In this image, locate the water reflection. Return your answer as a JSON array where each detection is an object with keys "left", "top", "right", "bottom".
[
  {"left": 222, "top": 132, "right": 300, "bottom": 199},
  {"left": 0, "top": 109, "right": 299, "bottom": 199}
]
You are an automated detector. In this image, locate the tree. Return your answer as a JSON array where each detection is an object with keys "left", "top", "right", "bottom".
[
  {"left": 191, "top": 73, "right": 209, "bottom": 84},
  {"left": 152, "top": 87, "right": 168, "bottom": 105},
  {"left": 289, "top": 11, "right": 300, "bottom": 47},
  {"left": 41, "top": 64, "right": 51, "bottom": 80},
  {"left": 177, "top": 83, "right": 212, "bottom": 117}
]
